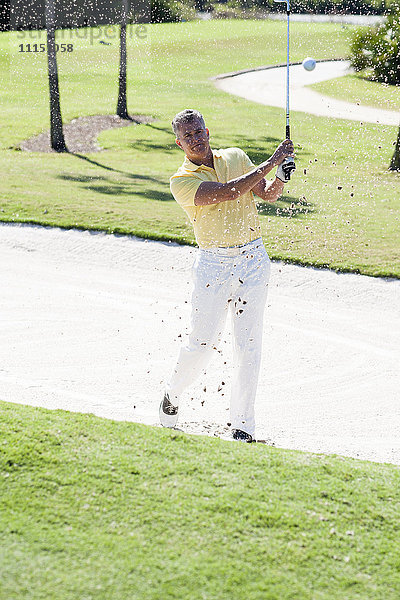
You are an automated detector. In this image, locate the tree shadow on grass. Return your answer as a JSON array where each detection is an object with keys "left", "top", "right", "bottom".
[
  {"left": 86, "top": 184, "right": 172, "bottom": 203},
  {"left": 217, "top": 133, "right": 313, "bottom": 166},
  {"left": 61, "top": 145, "right": 180, "bottom": 202},
  {"left": 131, "top": 122, "right": 182, "bottom": 153},
  {"left": 127, "top": 139, "right": 177, "bottom": 153},
  {"left": 127, "top": 123, "right": 178, "bottom": 153},
  {"left": 213, "top": 134, "right": 281, "bottom": 162},
  {"left": 144, "top": 123, "right": 177, "bottom": 137},
  {"left": 60, "top": 153, "right": 168, "bottom": 188},
  {"left": 58, "top": 169, "right": 166, "bottom": 187},
  {"left": 57, "top": 173, "right": 108, "bottom": 183},
  {"left": 57, "top": 169, "right": 173, "bottom": 202}
]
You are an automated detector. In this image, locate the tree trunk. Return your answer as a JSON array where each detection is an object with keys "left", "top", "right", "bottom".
[
  {"left": 45, "top": 0, "right": 68, "bottom": 152},
  {"left": 117, "top": 0, "right": 130, "bottom": 119},
  {"left": 389, "top": 123, "right": 400, "bottom": 171},
  {"left": 0, "top": 0, "right": 10, "bottom": 31}
]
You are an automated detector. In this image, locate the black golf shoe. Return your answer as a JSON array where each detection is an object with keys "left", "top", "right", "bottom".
[
  {"left": 159, "top": 392, "right": 178, "bottom": 428},
  {"left": 232, "top": 428, "right": 254, "bottom": 443}
]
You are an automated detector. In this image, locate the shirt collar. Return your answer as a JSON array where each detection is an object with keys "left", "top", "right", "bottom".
[{"left": 183, "top": 149, "right": 222, "bottom": 172}]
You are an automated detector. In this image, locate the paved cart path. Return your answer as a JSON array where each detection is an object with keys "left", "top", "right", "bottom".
[
  {"left": 1, "top": 224, "right": 399, "bottom": 464},
  {"left": 215, "top": 60, "right": 399, "bottom": 126}
]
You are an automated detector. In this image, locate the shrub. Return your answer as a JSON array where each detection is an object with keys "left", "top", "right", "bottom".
[
  {"left": 213, "top": 0, "right": 397, "bottom": 16},
  {"left": 149, "top": 0, "right": 195, "bottom": 23},
  {"left": 291, "top": 0, "right": 393, "bottom": 14},
  {"left": 350, "top": 8, "right": 400, "bottom": 85}
]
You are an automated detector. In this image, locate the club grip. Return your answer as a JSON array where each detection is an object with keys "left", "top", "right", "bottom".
[{"left": 286, "top": 125, "right": 290, "bottom": 140}]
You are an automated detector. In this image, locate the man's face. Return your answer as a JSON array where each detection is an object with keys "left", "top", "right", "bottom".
[{"left": 175, "top": 118, "right": 211, "bottom": 164}]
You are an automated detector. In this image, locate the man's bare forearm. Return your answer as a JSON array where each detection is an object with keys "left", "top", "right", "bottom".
[
  {"left": 194, "top": 159, "right": 276, "bottom": 206},
  {"left": 252, "top": 177, "right": 284, "bottom": 203}
]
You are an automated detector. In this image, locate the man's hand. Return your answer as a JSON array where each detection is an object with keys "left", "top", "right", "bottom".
[
  {"left": 271, "top": 139, "right": 296, "bottom": 183},
  {"left": 276, "top": 156, "right": 296, "bottom": 182},
  {"left": 270, "top": 139, "right": 295, "bottom": 167}
]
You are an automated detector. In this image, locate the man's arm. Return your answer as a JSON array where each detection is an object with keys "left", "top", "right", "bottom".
[
  {"left": 251, "top": 177, "right": 284, "bottom": 203},
  {"left": 194, "top": 139, "right": 294, "bottom": 206}
]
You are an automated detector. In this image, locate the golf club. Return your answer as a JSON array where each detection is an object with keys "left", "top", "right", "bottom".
[
  {"left": 274, "top": 0, "right": 291, "bottom": 139},
  {"left": 274, "top": 0, "right": 296, "bottom": 180}
]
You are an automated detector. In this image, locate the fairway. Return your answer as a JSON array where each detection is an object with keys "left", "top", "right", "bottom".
[
  {"left": 311, "top": 73, "right": 400, "bottom": 111},
  {"left": 1, "top": 401, "right": 400, "bottom": 600},
  {"left": 1, "top": 20, "right": 399, "bottom": 277}
]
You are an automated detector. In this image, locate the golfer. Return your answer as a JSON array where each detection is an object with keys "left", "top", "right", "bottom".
[{"left": 160, "top": 109, "right": 295, "bottom": 442}]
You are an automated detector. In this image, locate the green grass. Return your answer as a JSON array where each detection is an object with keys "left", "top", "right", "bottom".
[
  {"left": 1, "top": 21, "right": 399, "bottom": 277},
  {"left": 310, "top": 73, "right": 400, "bottom": 111},
  {"left": 1, "top": 401, "right": 399, "bottom": 600}
]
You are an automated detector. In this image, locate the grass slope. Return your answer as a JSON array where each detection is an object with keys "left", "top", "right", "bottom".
[
  {"left": 1, "top": 401, "right": 399, "bottom": 599},
  {"left": 1, "top": 21, "right": 399, "bottom": 277},
  {"left": 310, "top": 73, "right": 400, "bottom": 111}
]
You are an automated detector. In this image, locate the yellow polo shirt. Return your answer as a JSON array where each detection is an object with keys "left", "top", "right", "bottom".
[{"left": 170, "top": 147, "right": 262, "bottom": 249}]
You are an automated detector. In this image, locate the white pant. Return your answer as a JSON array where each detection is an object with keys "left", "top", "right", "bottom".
[{"left": 166, "top": 238, "right": 270, "bottom": 436}]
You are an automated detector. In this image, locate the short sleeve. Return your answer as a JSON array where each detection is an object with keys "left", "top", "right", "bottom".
[
  {"left": 170, "top": 175, "right": 202, "bottom": 208},
  {"left": 240, "top": 149, "right": 256, "bottom": 174}
]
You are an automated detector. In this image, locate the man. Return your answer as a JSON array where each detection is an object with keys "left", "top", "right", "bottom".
[{"left": 160, "top": 109, "right": 295, "bottom": 442}]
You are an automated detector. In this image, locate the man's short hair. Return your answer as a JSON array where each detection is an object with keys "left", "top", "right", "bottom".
[{"left": 172, "top": 109, "right": 206, "bottom": 137}]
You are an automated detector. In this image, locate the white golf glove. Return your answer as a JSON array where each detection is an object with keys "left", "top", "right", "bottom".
[{"left": 276, "top": 156, "right": 296, "bottom": 182}]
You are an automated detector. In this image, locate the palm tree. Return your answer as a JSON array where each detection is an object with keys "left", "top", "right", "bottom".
[
  {"left": 45, "top": 0, "right": 68, "bottom": 152},
  {"left": 116, "top": 0, "right": 130, "bottom": 119},
  {"left": 390, "top": 124, "right": 400, "bottom": 171},
  {"left": 0, "top": 0, "right": 10, "bottom": 31}
]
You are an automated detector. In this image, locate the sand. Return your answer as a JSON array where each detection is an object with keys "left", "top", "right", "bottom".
[{"left": 1, "top": 223, "right": 399, "bottom": 464}]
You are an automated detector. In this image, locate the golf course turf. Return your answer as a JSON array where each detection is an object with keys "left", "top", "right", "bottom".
[
  {"left": 1, "top": 401, "right": 399, "bottom": 599},
  {"left": 1, "top": 20, "right": 399, "bottom": 277},
  {"left": 311, "top": 73, "right": 400, "bottom": 111}
]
